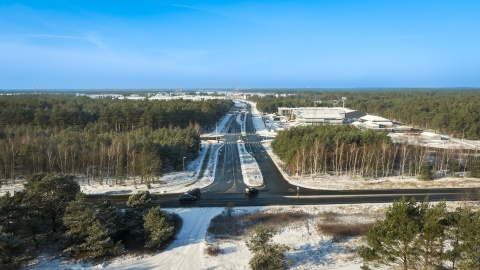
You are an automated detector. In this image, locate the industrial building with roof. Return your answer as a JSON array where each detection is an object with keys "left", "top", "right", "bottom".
[{"left": 278, "top": 107, "right": 366, "bottom": 125}]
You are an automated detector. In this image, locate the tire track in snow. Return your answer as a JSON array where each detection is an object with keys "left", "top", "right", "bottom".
[
  {"left": 148, "top": 207, "right": 222, "bottom": 270},
  {"left": 176, "top": 207, "right": 214, "bottom": 269},
  {"left": 155, "top": 208, "right": 208, "bottom": 269}
]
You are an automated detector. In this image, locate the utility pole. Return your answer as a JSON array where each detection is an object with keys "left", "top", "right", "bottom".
[{"left": 183, "top": 156, "right": 186, "bottom": 172}]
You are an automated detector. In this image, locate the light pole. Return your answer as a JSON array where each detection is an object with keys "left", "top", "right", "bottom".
[{"left": 183, "top": 156, "right": 186, "bottom": 173}]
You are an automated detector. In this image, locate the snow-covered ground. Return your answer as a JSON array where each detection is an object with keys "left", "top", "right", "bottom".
[
  {"left": 27, "top": 201, "right": 474, "bottom": 270},
  {"left": 0, "top": 140, "right": 223, "bottom": 197},
  {"left": 6, "top": 100, "right": 480, "bottom": 270},
  {"left": 262, "top": 141, "right": 480, "bottom": 190}
]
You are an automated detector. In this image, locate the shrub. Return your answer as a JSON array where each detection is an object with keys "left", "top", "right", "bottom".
[
  {"left": 246, "top": 225, "right": 290, "bottom": 270},
  {"left": 204, "top": 245, "right": 221, "bottom": 256},
  {"left": 321, "top": 211, "right": 338, "bottom": 223},
  {"left": 316, "top": 222, "right": 372, "bottom": 239}
]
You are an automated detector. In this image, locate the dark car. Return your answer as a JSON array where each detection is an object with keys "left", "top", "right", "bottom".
[
  {"left": 179, "top": 193, "right": 197, "bottom": 202},
  {"left": 187, "top": 188, "right": 201, "bottom": 198},
  {"left": 245, "top": 187, "right": 259, "bottom": 197}
]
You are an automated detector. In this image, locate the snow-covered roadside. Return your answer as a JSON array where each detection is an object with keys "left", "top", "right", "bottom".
[
  {"left": 77, "top": 140, "right": 223, "bottom": 196},
  {"left": 99, "top": 208, "right": 225, "bottom": 270},
  {"left": 0, "top": 111, "right": 231, "bottom": 197},
  {"left": 262, "top": 140, "right": 480, "bottom": 190},
  {"left": 0, "top": 141, "right": 223, "bottom": 197},
  {"left": 248, "top": 101, "right": 277, "bottom": 139},
  {"left": 205, "top": 112, "right": 233, "bottom": 135}
]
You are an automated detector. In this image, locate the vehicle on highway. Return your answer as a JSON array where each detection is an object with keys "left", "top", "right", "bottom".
[
  {"left": 187, "top": 188, "right": 201, "bottom": 198},
  {"left": 179, "top": 193, "right": 197, "bottom": 202},
  {"left": 245, "top": 187, "right": 259, "bottom": 197}
]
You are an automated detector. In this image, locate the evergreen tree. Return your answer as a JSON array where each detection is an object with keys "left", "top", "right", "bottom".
[
  {"left": 81, "top": 221, "right": 124, "bottom": 260},
  {"left": 115, "top": 142, "right": 127, "bottom": 179},
  {"left": 95, "top": 197, "right": 123, "bottom": 240},
  {"left": 23, "top": 173, "right": 80, "bottom": 233},
  {"left": 359, "top": 198, "right": 480, "bottom": 270},
  {"left": 246, "top": 224, "right": 290, "bottom": 270},
  {"left": 359, "top": 197, "right": 421, "bottom": 270},
  {"left": 467, "top": 158, "right": 480, "bottom": 178},
  {"left": 64, "top": 194, "right": 124, "bottom": 259},
  {"left": 455, "top": 208, "right": 480, "bottom": 270},
  {"left": 0, "top": 190, "right": 44, "bottom": 250},
  {"left": 0, "top": 228, "right": 25, "bottom": 268},
  {"left": 0, "top": 192, "right": 23, "bottom": 233},
  {"left": 416, "top": 200, "right": 449, "bottom": 269},
  {"left": 143, "top": 206, "right": 174, "bottom": 249},
  {"left": 418, "top": 161, "right": 435, "bottom": 181},
  {"left": 63, "top": 193, "right": 95, "bottom": 256},
  {"left": 448, "top": 159, "right": 460, "bottom": 177},
  {"left": 139, "top": 144, "right": 161, "bottom": 185},
  {"left": 124, "top": 191, "right": 157, "bottom": 238},
  {"left": 20, "top": 211, "right": 45, "bottom": 250},
  {"left": 126, "top": 190, "right": 157, "bottom": 209}
]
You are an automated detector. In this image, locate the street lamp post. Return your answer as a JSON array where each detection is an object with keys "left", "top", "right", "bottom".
[{"left": 183, "top": 156, "right": 186, "bottom": 173}]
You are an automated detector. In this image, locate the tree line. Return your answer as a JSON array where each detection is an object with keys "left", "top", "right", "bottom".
[
  {"left": 249, "top": 95, "right": 316, "bottom": 114},
  {"left": 249, "top": 89, "right": 480, "bottom": 140},
  {"left": 0, "top": 95, "right": 233, "bottom": 181},
  {"left": 0, "top": 173, "right": 176, "bottom": 269},
  {"left": 0, "top": 94, "right": 232, "bottom": 132},
  {"left": 271, "top": 125, "right": 480, "bottom": 179}
]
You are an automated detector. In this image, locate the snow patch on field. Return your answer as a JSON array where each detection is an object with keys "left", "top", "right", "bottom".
[{"left": 24, "top": 205, "right": 385, "bottom": 270}]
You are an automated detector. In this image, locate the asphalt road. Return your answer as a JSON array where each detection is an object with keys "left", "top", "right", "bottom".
[
  {"left": 87, "top": 188, "right": 472, "bottom": 208},
  {"left": 243, "top": 111, "right": 297, "bottom": 193},
  {"left": 86, "top": 106, "right": 479, "bottom": 208},
  {"left": 203, "top": 113, "right": 248, "bottom": 194}
]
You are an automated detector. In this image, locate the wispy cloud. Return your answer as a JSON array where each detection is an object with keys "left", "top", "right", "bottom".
[
  {"left": 166, "top": 3, "right": 233, "bottom": 18},
  {"left": 0, "top": 33, "right": 108, "bottom": 49},
  {"left": 163, "top": 2, "right": 268, "bottom": 25},
  {"left": 375, "top": 35, "right": 430, "bottom": 41}
]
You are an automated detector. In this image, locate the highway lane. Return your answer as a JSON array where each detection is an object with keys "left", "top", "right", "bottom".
[
  {"left": 242, "top": 108, "right": 297, "bottom": 192},
  {"left": 87, "top": 187, "right": 472, "bottom": 208},
  {"left": 202, "top": 113, "right": 250, "bottom": 194}
]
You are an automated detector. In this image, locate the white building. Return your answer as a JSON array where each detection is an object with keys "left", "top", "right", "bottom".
[
  {"left": 278, "top": 107, "right": 366, "bottom": 125},
  {"left": 358, "top": 115, "right": 394, "bottom": 128}
]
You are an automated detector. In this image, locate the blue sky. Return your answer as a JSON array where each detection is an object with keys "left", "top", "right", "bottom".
[{"left": 1, "top": 0, "right": 479, "bottom": 89}]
